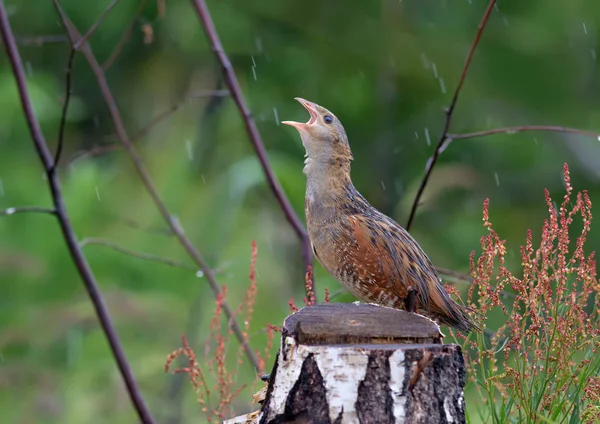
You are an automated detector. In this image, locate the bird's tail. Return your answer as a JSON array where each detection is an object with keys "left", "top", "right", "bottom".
[{"left": 426, "top": 282, "right": 480, "bottom": 333}]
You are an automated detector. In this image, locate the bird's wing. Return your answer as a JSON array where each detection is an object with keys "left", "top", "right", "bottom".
[{"left": 346, "top": 213, "right": 439, "bottom": 309}]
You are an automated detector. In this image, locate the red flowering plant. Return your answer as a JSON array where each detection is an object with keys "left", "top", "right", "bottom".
[
  {"left": 165, "top": 241, "right": 276, "bottom": 422},
  {"left": 454, "top": 164, "right": 600, "bottom": 423}
]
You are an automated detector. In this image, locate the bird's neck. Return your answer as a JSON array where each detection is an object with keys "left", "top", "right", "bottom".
[{"left": 304, "top": 156, "right": 354, "bottom": 206}]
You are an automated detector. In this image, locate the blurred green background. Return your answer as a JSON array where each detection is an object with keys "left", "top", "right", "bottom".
[{"left": 1, "top": 0, "right": 599, "bottom": 422}]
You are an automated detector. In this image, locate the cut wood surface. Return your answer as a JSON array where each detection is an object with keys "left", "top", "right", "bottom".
[{"left": 226, "top": 303, "right": 467, "bottom": 424}]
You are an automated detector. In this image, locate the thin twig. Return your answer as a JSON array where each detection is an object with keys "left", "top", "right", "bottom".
[
  {"left": 80, "top": 237, "right": 198, "bottom": 271},
  {"left": 66, "top": 90, "right": 229, "bottom": 165},
  {"left": 54, "top": 6, "right": 260, "bottom": 371},
  {"left": 53, "top": 0, "right": 123, "bottom": 170},
  {"left": 435, "top": 266, "right": 473, "bottom": 284},
  {"left": 102, "top": 0, "right": 148, "bottom": 70},
  {"left": 0, "top": 206, "right": 56, "bottom": 216},
  {"left": 2, "top": 35, "right": 68, "bottom": 45},
  {"left": 73, "top": 0, "right": 122, "bottom": 50},
  {"left": 448, "top": 126, "right": 600, "bottom": 141},
  {"left": 0, "top": 2, "right": 157, "bottom": 423},
  {"left": 189, "top": 0, "right": 315, "bottom": 300},
  {"left": 53, "top": 48, "right": 75, "bottom": 170},
  {"left": 435, "top": 266, "right": 516, "bottom": 299},
  {"left": 131, "top": 90, "right": 230, "bottom": 141},
  {"left": 405, "top": 0, "right": 497, "bottom": 231},
  {"left": 113, "top": 214, "right": 173, "bottom": 236}
]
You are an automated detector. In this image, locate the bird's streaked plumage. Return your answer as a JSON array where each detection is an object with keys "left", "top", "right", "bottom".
[{"left": 283, "top": 97, "right": 477, "bottom": 332}]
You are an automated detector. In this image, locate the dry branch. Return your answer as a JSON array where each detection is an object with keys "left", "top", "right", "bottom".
[
  {"left": 80, "top": 237, "right": 199, "bottom": 272},
  {"left": 449, "top": 125, "right": 600, "bottom": 141},
  {"left": 51, "top": 1, "right": 260, "bottom": 371},
  {"left": 189, "top": 0, "right": 315, "bottom": 300},
  {"left": 0, "top": 206, "right": 56, "bottom": 216},
  {"left": 102, "top": 0, "right": 148, "bottom": 70},
  {"left": 405, "top": 0, "right": 497, "bottom": 232},
  {"left": 67, "top": 90, "right": 230, "bottom": 165},
  {"left": 0, "top": 2, "right": 156, "bottom": 423}
]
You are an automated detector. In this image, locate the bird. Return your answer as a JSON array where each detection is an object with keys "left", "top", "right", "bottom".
[{"left": 282, "top": 97, "right": 478, "bottom": 332}]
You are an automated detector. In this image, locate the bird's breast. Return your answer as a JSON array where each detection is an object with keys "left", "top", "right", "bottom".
[{"left": 305, "top": 206, "right": 405, "bottom": 308}]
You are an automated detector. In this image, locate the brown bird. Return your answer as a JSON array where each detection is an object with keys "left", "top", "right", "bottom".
[{"left": 282, "top": 98, "right": 477, "bottom": 332}]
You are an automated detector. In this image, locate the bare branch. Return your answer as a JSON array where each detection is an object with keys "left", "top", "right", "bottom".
[
  {"left": 53, "top": 6, "right": 260, "bottom": 371},
  {"left": 405, "top": 0, "right": 497, "bottom": 231},
  {"left": 66, "top": 90, "right": 230, "bottom": 165},
  {"left": 435, "top": 266, "right": 473, "bottom": 284},
  {"left": 102, "top": 0, "right": 148, "bottom": 71},
  {"left": 448, "top": 125, "right": 600, "bottom": 141},
  {"left": 53, "top": 48, "right": 75, "bottom": 170},
  {"left": 1, "top": 2, "right": 156, "bottom": 423},
  {"left": 80, "top": 237, "right": 198, "bottom": 271},
  {"left": 2, "top": 34, "right": 68, "bottom": 45},
  {"left": 189, "top": 0, "right": 315, "bottom": 300},
  {"left": 130, "top": 90, "right": 230, "bottom": 141},
  {"left": 436, "top": 266, "right": 516, "bottom": 300},
  {"left": 0, "top": 206, "right": 56, "bottom": 216},
  {"left": 112, "top": 214, "right": 173, "bottom": 236},
  {"left": 73, "top": 0, "right": 122, "bottom": 51},
  {"left": 53, "top": 0, "right": 123, "bottom": 170}
]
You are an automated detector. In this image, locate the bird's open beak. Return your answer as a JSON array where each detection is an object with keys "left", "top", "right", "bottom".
[{"left": 282, "top": 97, "right": 318, "bottom": 131}]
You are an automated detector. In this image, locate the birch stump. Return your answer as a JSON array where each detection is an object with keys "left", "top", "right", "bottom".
[{"left": 229, "top": 303, "right": 467, "bottom": 424}]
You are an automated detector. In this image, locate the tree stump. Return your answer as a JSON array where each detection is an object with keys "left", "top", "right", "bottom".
[{"left": 228, "top": 303, "right": 467, "bottom": 424}]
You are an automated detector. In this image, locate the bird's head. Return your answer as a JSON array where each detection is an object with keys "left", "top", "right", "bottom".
[{"left": 282, "top": 98, "right": 352, "bottom": 173}]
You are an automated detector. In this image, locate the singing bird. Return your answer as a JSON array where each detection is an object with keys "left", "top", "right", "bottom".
[{"left": 282, "top": 98, "right": 477, "bottom": 332}]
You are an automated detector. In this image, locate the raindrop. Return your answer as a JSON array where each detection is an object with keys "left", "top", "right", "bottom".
[
  {"left": 185, "top": 139, "right": 194, "bottom": 161},
  {"left": 251, "top": 56, "right": 256, "bottom": 67},
  {"left": 196, "top": 270, "right": 204, "bottom": 278},
  {"left": 582, "top": 22, "right": 588, "bottom": 35},
  {"left": 439, "top": 137, "right": 452, "bottom": 153},
  {"left": 591, "top": 49, "right": 596, "bottom": 60},
  {"left": 425, "top": 156, "right": 433, "bottom": 171},
  {"left": 4, "top": 207, "right": 15, "bottom": 215},
  {"left": 255, "top": 37, "right": 263, "bottom": 53},
  {"left": 273, "top": 107, "right": 279, "bottom": 125},
  {"left": 381, "top": 181, "right": 386, "bottom": 190},
  {"left": 494, "top": 172, "right": 500, "bottom": 187},
  {"left": 95, "top": 186, "right": 101, "bottom": 201},
  {"left": 25, "top": 61, "right": 33, "bottom": 76},
  {"left": 414, "top": 131, "right": 419, "bottom": 139},
  {"left": 438, "top": 77, "right": 446, "bottom": 94},
  {"left": 251, "top": 66, "right": 257, "bottom": 81},
  {"left": 506, "top": 129, "right": 517, "bottom": 135},
  {"left": 431, "top": 63, "right": 438, "bottom": 79},
  {"left": 420, "top": 53, "right": 430, "bottom": 69},
  {"left": 424, "top": 128, "right": 431, "bottom": 146},
  {"left": 201, "top": 174, "right": 206, "bottom": 184},
  {"left": 0, "top": 178, "right": 3, "bottom": 197},
  {"left": 533, "top": 137, "right": 538, "bottom": 145},
  {"left": 597, "top": 135, "right": 600, "bottom": 142},
  {"left": 494, "top": 3, "right": 499, "bottom": 11}
]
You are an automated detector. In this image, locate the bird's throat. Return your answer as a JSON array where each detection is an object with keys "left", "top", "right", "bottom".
[{"left": 304, "top": 155, "right": 353, "bottom": 205}]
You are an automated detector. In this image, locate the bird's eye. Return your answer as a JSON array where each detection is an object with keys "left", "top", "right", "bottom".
[{"left": 323, "top": 115, "right": 333, "bottom": 124}]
